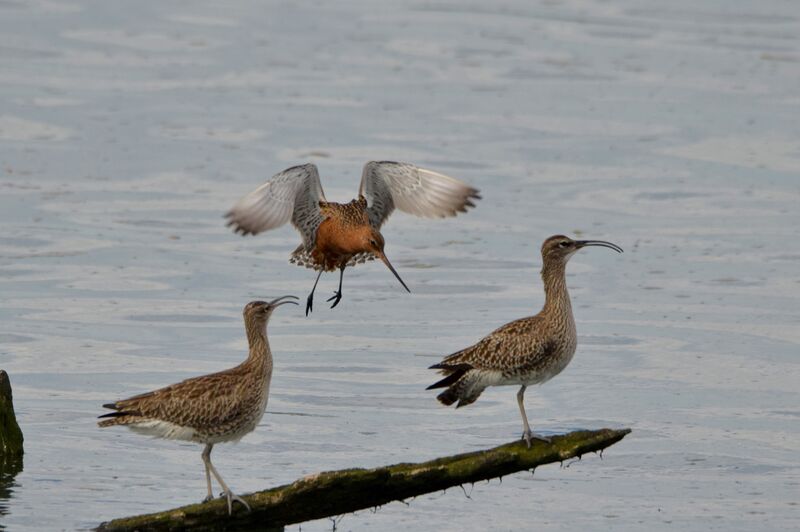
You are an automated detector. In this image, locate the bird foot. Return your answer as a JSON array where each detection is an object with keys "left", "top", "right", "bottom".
[
  {"left": 522, "top": 430, "right": 551, "bottom": 448},
  {"left": 305, "top": 293, "right": 314, "bottom": 316},
  {"left": 202, "top": 494, "right": 214, "bottom": 504},
  {"left": 326, "top": 290, "right": 342, "bottom": 309},
  {"left": 223, "top": 490, "right": 251, "bottom": 515}
]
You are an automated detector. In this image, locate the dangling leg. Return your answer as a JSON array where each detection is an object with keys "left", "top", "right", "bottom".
[
  {"left": 306, "top": 269, "right": 324, "bottom": 316},
  {"left": 517, "top": 385, "right": 550, "bottom": 448},
  {"left": 326, "top": 266, "right": 345, "bottom": 309},
  {"left": 202, "top": 443, "right": 251, "bottom": 515},
  {"left": 201, "top": 444, "right": 214, "bottom": 503}
]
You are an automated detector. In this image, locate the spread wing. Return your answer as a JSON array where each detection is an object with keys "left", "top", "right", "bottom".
[
  {"left": 225, "top": 164, "right": 326, "bottom": 248},
  {"left": 358, "top": 161, "right": 480, "bottom": 229}
]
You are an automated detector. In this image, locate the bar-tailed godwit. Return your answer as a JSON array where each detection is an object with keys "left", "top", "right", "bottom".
[{"left": 226, "top": 162, "right": 480, "bottom": 315}]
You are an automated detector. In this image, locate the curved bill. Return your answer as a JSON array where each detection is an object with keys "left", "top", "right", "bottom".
[
  {"left": 378, "top": 253, "right": 411, "bottom": 293},
  {"left": 576, "top": 240, "right": 623, "bottom": 253},
  {"left": 268, "top": 295, "right": 300, "bottom": 308}
]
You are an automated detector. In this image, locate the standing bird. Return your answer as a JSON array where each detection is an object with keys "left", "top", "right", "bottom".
[
  {"left": 98, "top": 296, "right": 298, "bottom": 514},
  {"left": 427, "top": 235, "right": 622, "bottom": 447},
  {"left": 225, "top": 161, "right": 480, "bottom": 315}
]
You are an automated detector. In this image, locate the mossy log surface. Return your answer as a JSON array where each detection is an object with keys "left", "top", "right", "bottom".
[
  {"left": 98, "top": 428, "right": 630, "bottom": 532},
  {"left": 0, "top": 370, "right": 24, "bottom": 457}
]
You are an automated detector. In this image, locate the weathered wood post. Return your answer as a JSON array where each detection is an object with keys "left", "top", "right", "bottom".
[
  {"left": 0, "top": 370, "right": 24, "bottom": 458},
  {"left": 1, "top": 369, "right": 24, "bottom": 492}
]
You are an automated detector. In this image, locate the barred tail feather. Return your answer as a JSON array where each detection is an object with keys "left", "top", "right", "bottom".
[
  {"left": 289, "top": 246, "right": 322, "bottom": 270},
  {"left": 436, "top": 378, "right": 485, "bottom": 408},
  {"left": 428, "top": 364, "right": 486, "bottom": 408},
  {"left": 97, "top": 412, "right": 139, "bottom": 428},
  {"left": 436, "top": 386, "right": 460, "bottom": 406},
  {"left": 426, "top": 363, "right": 471, "bottom": 390},
  {"left": 98, "top": 402, "right": 143, "bottom": 427}
]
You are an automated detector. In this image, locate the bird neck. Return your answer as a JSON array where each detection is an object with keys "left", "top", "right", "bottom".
[
  {"left": 245, "top": 320, "right": 272, "bottom": 372},
  {"left": 541, "top": 260, "right": 572, "bottom": 316}
]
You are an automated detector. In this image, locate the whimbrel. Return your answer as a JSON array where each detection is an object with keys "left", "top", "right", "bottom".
[
  {"left": 226, "top": 161, "right": 480, "bottom": 315},
  {"left": 427, "top": 235, "right": 622, "bottom": 447},
  {"left": 98, "top": 296, "right": 298, "bottom": 514}
]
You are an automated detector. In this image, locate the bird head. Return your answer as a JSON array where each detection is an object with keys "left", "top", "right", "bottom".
[
  {"left": 541, "top": 235, "right": 623, "bottom": 264},
  {"left": 243, "top": 296, "right": 299, "bottom": 323},
  {"left": 362, "top": 227, "right": 385, "bottom": 254}
]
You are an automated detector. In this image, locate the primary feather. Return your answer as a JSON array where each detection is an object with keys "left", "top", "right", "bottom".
[
  {"left": 226, "top": 163, "right": 326, "bottom": 248},
  {"left": 359, "top": 161, "right": 481, "bottom": 229}
]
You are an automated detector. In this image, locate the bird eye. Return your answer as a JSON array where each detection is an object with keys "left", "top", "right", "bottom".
[{"left": 558, "top": 241, "right": 570, "bottom": 248}]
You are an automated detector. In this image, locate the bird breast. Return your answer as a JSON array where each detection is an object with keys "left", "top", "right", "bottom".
[{"left": 313, "top": 218, "right": 373, "bottom": 268}]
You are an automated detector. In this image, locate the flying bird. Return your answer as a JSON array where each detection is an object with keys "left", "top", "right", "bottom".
[{"left": 226, "top": 161, "right": 480, "bottom": 315}]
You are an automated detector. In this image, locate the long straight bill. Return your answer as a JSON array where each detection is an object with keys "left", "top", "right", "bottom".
[{"left": 379, "top": 253, "right": 411, "bottom": 293}]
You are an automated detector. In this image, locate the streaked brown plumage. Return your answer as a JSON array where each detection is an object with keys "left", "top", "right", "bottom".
[
  {"left": 225, "top": 161, "right": 480, "bottom": 315},
  {"left": 98, "top": 296, "right": 298, "bottom": 514},
  {"left": 427, "top": 235, "right": 622, "bottom": 447}
]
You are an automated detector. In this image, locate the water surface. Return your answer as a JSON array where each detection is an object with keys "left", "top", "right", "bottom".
[{"left": 1, "top": 0, "right": 799, "bottom": 530}]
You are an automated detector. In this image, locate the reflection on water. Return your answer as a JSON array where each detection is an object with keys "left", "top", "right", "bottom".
[{"left": 0, "top": 455, "right": 23, "bottom": 529}]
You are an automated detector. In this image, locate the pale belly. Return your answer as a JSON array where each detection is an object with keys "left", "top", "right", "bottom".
[
  {"left": 127, "top": 385, "right": 271, "bottom": 445},
  {"left": 500, "top": 342, "right": 578, "bottom": 387}
]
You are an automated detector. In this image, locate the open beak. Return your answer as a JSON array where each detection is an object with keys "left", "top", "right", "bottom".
[
  {"left": 378, "top": 252, "right": 411, "bottom": 293},
  {"left": 268, "top": 295, "right": 300, "bottom": 308},
  {"left": 575, "top": 240, "right": 623, "bottom": 253}
]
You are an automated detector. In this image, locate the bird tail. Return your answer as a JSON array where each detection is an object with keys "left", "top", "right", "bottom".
[
  {"left": 97, "top": 402, "right": 141, "bottom": 427},
  {"left": 289, "top": 245, "right": 322, "bottom": 270},
  {"left": 427, "top": 363, "right": 485, "bottom": 408}
]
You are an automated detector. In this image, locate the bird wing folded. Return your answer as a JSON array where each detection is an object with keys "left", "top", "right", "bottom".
[
  {"left": 101, "top": 371, "right": 246, "bottom": 429},
  {"left": 226, "top": 163, "right": 327, "bottom": 248},
  {"left": 358, "top": 161, "right": 480, "bottom": 229},
  {"left": 436, "top": 316, "right": 548, "bottom": 372}
]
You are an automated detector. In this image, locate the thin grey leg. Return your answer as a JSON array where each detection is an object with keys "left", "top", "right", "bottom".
[
  {"left": 517, "top": 385, "right": 550, "bottom": 447},
  {"left": 204, "top": 448, "right": 251, "bottom": 515},
  {"left": 201, "top": 443, "right": 214, "bottom": 502}
]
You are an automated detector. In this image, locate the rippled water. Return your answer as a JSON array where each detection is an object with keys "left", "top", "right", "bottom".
[{"left": 1, "top": 0, "right": 799, "bottom": 530}]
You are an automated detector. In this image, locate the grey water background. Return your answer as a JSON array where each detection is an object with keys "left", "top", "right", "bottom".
[{"left": 1, "top": 0, "right": 799, "bottom": 530}]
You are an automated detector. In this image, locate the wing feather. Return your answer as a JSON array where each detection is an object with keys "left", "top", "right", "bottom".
[
  {"left": 101, "top": 371, "right": 244, "bottom": 429},
  {"left": 358, "top": 161, "right": 480, "bottom": 229},
  {"left": 226, "top": 164, "right": 326, "bottom": 248},
  {"left": 436, "top": 316, "right": 547, "bottom": 372}
]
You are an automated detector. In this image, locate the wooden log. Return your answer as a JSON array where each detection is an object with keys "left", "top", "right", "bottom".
[
  {"left": 97, "top": 427, "right": 630, "bottom": 531},
  {"left": 0, "top": 370, "right": 24, "bottom": 458}
]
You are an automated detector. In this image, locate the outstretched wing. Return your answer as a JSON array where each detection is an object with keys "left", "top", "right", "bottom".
[
  {"left": 358, "top": 161, "right": 480, "bottom": 229},
  {"left": 226, "top": 164, "right": 326, "bottom": 248}
]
